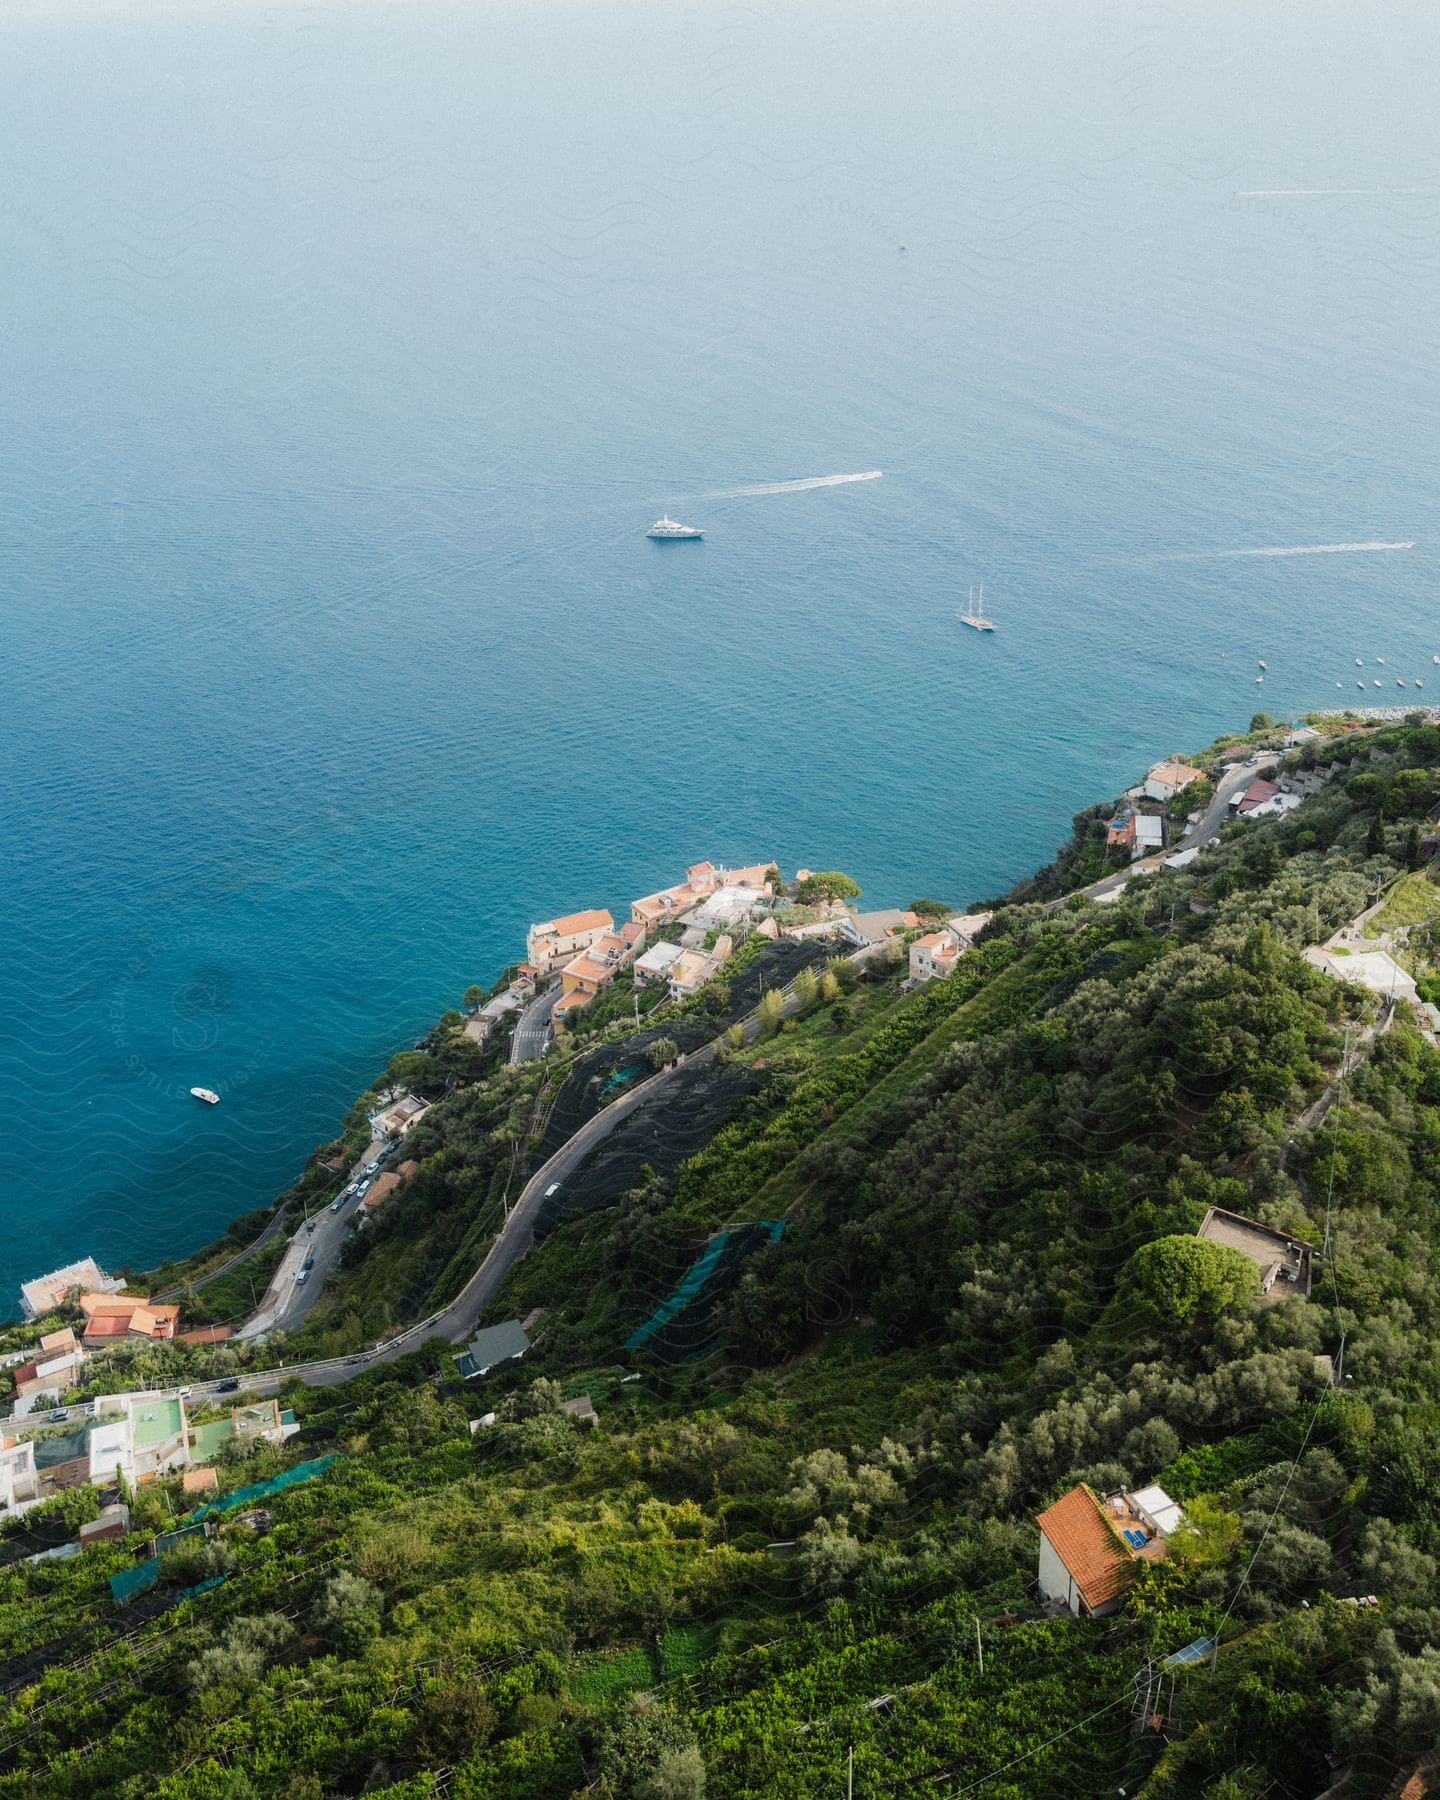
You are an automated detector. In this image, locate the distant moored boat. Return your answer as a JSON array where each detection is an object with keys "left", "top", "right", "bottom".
[
  {"left": 190, "top": 1087, "right": 219, "bottom": 1105},
  {"left": 646, "top": 517, "right": 703, "bottom": 539}
]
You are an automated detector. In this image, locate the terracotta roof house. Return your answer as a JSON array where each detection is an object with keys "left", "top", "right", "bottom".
[
  {"left": 909, "top": 913, "right": 995, "bottom": 984},
  {"left": 79, "top": 1295, "right": 180, "bottom": 1343},
  {"left": 1144, "top": 760, "right": 1206, "bottom": 803},
  {"left": 560, "top": 929, "right": 639, "bottom": 1003},
  {"left": 1233, "top": 777, "right": 1281, "bottom": 814},
  {"left": 178, "top": 1325, "right": 234, "bottom": 1346},
  {"left": 551, "top": 986, "right": 595, "bottom": 1028},
  {"left": 361, "top": 1171, "right": 403, "bottom": 1213},
  {"left": 526, "top": 908, "right": 615, "bottom": 977},
  {"left": 397, "top": 1159, "right": 420, "bottom": 1180},
  {"left": 1036, "top": 1482, "right": 1182, "bottom": 1618},
  {"left": 910, "top": 930, "right": 960, "bottom": 983},
  {"left": 39, "top": 1327, "right": 78, "bottom": 1354}
]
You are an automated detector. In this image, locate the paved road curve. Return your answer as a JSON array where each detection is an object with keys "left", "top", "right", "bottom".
[{"left": 510, "top": 987, "right": 558, "bottom": 1064}]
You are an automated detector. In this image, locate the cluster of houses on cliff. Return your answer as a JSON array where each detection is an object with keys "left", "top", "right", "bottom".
[
  {"left": 1, "top": 1389, "right": 297, "bottom": 1524},
  {"left": 10, "top": 1259, "right": 229, "bottom": 1416},
  {"left": 518, "top": 861, "right": 780, "bottom": 1031},
  {"left": 500, "top": 862, "right": 1000, "bottom": 1043}
]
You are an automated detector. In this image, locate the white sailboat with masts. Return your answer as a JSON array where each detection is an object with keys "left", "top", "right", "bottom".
[{"left": 959, "top": 583, "right": 996, "bottom": 631}]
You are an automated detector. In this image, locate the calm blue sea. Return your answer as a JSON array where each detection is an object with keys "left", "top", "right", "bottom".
[{"left": 3, "top": 0, "right": 1438, "bottom": 1287}]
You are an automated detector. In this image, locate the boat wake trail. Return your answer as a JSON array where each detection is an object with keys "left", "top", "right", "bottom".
[
  {"left": 1236, "top": 188, "right": 1434, "bottom": 198},
  {"left": 1175, "top": 541, "right": 1416, "bottom": 560},
  {"left": 705, "top": 470, "right": 883, "bottom": 498}
]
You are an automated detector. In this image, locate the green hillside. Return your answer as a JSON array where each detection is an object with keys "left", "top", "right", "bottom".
[{"left": 10, "top": 717, "right": 1440, "bottom": 1798}]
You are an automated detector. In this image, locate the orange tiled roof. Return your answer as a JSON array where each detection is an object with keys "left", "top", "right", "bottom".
[
  {"left": 398, "top": 1159, "right": 420, "bottom": 1179},
  {"left": 179, "top": 1325, "right": 233, "bottom": 1345},
  {"left": 182, "top": 1467, "right": 219, "bottom": 1493},
  {"left": 1149, "top": 760, "right": 1204, "bottom": 787},
  {"left": 1036, "top": 1485, "right": 1135, "bottom": 1612},
  {"left": 80, "top": 1297, "right": 179, "bottom": 1341},
  {"left": 564, "top": 954, "right": 610, "bottom": 987},
  {"left": 39, "top": 1327, "right": 78, "bottom": 1353},
  {"left": 537, "top": 908, "right": 613, "bottom": 938},
  {"left": 362, "top": 1172, "right": 403, "bottom": 1211}
]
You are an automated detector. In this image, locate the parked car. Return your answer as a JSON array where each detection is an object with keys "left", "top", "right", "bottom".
[
  {"left": 295, "top": 1269, "right": 309, "bottom": 1285},
  {"left": 545, "top": 1182, "right": 561, "bottom": 1198},
  {"left": 217, "top": 1377, "right": 240, "bottom": 1393},
  {"left": 364, "top": 1159, "right": 381, "bottom": 1176},
  {"left": 177, "top": 1387, "right": 192, "bottom": 1398},
  {"left": 356, "top": 1180, "right": 372, "bottom": 1198},
  {"left": 48, "top": 1408, "right": 66, "bottom": 1421},
  {"left": 303, "top": 1256, "right": 315, "bottom": 1271},
  {"left": 330, "top": 1197, "right": 345, "bottom": 1212}
]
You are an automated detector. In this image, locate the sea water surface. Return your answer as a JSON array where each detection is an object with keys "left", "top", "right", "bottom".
[{"left": 3, "top": 0, "right": 1438, "bottom": 1283}]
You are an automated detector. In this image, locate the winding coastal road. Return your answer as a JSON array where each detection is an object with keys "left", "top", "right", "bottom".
[{"left": 192, "top": 976, "right": 807, "bottom": 1393}]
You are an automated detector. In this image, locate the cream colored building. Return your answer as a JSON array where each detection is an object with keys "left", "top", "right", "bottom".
[{"left": 525, "top": 908, "right": 616, "bottom": 977}]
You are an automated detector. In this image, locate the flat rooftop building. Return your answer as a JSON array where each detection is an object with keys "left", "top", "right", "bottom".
[
  {"left": 21, "top": 1258, "right": 123, "bottom": 1321},
  {"left": 1197, "top": 1205, "right": 1313, "bottom": 1300}
]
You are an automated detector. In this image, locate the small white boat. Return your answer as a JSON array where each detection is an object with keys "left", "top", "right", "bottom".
[
  {"left": 1398, "top": 678, "right": 1408, "bottom": 687},
  {"left": 190, "top": 1087, "right": 219, "bottom": 1105},
  {"left": 1377, "top": 658, "right": 1386, "bottom": 665},
  {"left": 1374, "top": 680, "right": 1383, "bottom": 687},
  {"left": 646, "top": 517, "right": 703, "bottom": 539},
  {"left": 1358, "top": 681, "right": 1367, "bottom": 689},
  {"left": 1432, "top": 655, "right": 1439, "bottom": 665},
  {"left": 1256, "top": 675, "right": 1264, "bottom": 684},
  {"left": 1356, "top": 657, "right": 1365, "bottom": 666},
  {"left": 1417, "top": 679, "right": 1425, "bottom": 688},
  {"left": 1258, "top": 659, "right": 1268, "bottom": 669}
]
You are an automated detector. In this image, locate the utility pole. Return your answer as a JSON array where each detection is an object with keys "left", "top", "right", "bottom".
[
  {"left": 974, "top": 1616, "right": 984, "bottom": 1675},
  {"left": 847, "top": 1745, "right": 853, "bottom": 1800}
]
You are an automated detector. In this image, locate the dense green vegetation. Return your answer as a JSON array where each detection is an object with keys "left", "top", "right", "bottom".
[{"left": 12, "top": 716, "right": 1440, "bottom": 1797}]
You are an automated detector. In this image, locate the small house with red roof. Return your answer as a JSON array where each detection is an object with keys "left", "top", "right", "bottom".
[{"left": 1036, "top": 1482, "right": 1182, "bottom": 1618}]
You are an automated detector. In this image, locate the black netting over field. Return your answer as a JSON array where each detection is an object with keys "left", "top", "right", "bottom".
[
  {"left": 537, "top": 939, "right": 830, "bottom": 1159},
  {"left": 534, "top": 1059, "right": 763, "bottom": 1237}
]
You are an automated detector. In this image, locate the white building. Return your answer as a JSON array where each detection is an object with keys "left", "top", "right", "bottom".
[
  {"left": 1143, "top": 761, "right": 1206, "bottom": 804},
  {"left": 633, "top": 941, "right": 685, "bottom": 984},
  {"left": 908, "top": 912, "right": 994, "bottom": 983},
  {"left": 369, "top": 1093, "right": 431, "bottom": 1140},
  {"left": 1302, "top": 946, "right": 1418, "bottom": 1003},
  {"left": 1132, "top": 814, "right": 1165, "bottom": 858},
  {"left": 0, "top": 1440, "right": 39, "bottom": 1515}
]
